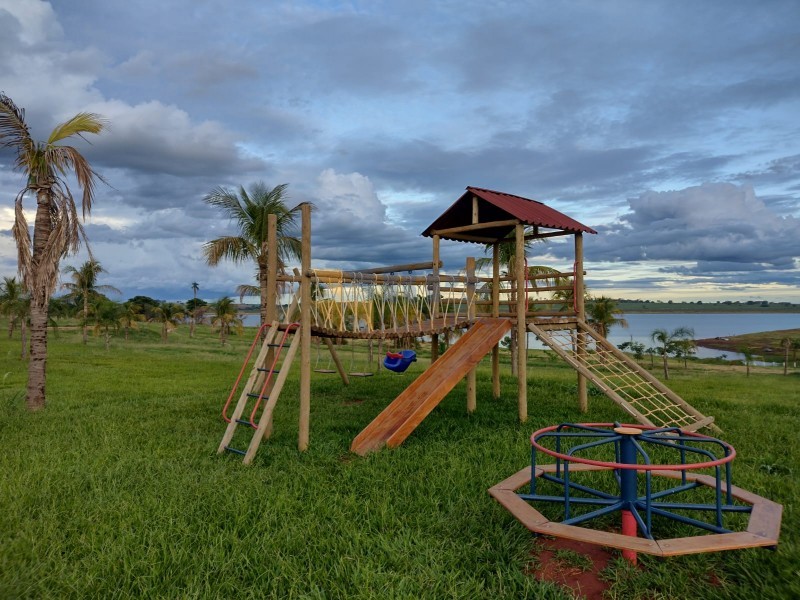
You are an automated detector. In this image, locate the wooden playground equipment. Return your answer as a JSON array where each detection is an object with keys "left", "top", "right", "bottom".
[
  {"left": 490, "top": 423, "right": 782, "bottom": 561},
  {"left": 218, "top": 187, "right": 716, "bottom": 464}
]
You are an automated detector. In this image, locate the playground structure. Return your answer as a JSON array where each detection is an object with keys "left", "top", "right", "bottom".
[
  {"left": 219, "top": 187, "right": 717, "bottom": 464},
  {"left": 489, "top": 423, "right": 782, "bottom": 561}
]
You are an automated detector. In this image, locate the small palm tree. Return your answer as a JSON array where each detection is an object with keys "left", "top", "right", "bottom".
[
  {"left": 190, "top": 282, "right": 199, "bottom": 338},
  {"left": 92, "top": 298, "right": 122, "bottom": 350},
  {"left": 780, "top": 337, "right": 793, "bottom": 376},
  {"left": 739, "top": 346, "right": 755, "bottom": 377},
  {"left": 211, "top": 297, "right": 243, "bottom": 346},
  {"left": 1, "top": 93, "right": 107, "bottom": 410},
  {"left": 62, "top": 260, "right": 121, "bottom": 343},
  {"left": 650, "top": 326, "right": 694, "bottom": 380},
  {"left": 152, "top": 302, "right": 185, "bottom": 343},
  {"left": 0, "top": 276, "right": 26, "bottom": 338},
  {"left": 119, "top": 301, "right": 143, "bottom": 341},
  {"left": 587, "top": 296, "right": 628, "bottom": 338},
  {"left": 203, "top": 182, "right": 303, "bottom": 330}
]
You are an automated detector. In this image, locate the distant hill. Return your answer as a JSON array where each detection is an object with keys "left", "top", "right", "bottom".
[{"left": 611, "top": 299, "right": 800, "bottom": 314}]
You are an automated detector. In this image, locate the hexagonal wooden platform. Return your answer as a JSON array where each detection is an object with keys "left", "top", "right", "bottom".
[{"left": 489, "top": 463, "right": 782, "bottom": 556}]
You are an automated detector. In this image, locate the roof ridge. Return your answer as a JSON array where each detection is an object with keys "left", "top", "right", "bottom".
[{"left": 467, "top": 186, "right": 544, "bottom": 205}]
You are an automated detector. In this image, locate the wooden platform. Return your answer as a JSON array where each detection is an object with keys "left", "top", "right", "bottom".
[
  {"left": 350, "top": 318, "right": 512, "bottom": 455},
  {"left": 489, "top": 464, "right": 782, "bottom": 556}
]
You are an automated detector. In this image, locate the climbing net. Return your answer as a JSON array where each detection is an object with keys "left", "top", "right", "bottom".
[{"left": 532, "top": 322, "right": 712, "bottom": 431}]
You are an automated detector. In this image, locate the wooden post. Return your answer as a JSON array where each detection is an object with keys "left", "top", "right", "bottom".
[
  {"left": 262, "top": 214, "right": 279, "bottom": 438},
  {"left": 431, "top": 234, "right": 441, "bottom": 363},
  {"left": 575, "top": 233, "right": 588, "bottom": 413},
  {"left": 299, "top": 203, "right": 312, "bottom": 451},
  {"left": 466, "top": 257, "right": 477, "bottom": 413},
  {"left": 515, "top": 223, "right": 527, "bottom": 422},
  {"left": 491, "top": 242, "right": 501, "bottom": 400}
]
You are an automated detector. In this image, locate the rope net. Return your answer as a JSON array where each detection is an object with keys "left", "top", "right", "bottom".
[{"left": 532, "top": 322, "right": 709, "bottom": 430}]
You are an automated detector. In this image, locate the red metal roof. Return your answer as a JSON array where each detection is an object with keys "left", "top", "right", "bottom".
[{"left": 421, "top": 186, "right": 596, "bottom": 242}]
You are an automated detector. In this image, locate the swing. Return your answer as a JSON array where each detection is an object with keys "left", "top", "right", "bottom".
[
  {"left": 313, "top": 339, "right": 336, "bottom": 374},
  {"left": 383, "top": 349, "right": 416, "bottom": 373},
  {"left": 348, "top": 339, "right": 374, "bottom": 377}
]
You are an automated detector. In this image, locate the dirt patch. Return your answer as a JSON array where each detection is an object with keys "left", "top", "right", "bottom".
[
  {"left": 528, "top": 537, "right": 616, "bottom": 599},
  {"left": 342, "top": 398, "right": 366, "bottom": 406}
]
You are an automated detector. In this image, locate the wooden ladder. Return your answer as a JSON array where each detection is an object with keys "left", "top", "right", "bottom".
[{"left": 218, "top": 321, "right": 301, "bottom": 464}]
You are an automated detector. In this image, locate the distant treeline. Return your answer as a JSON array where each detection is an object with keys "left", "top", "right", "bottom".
[{"left": 613, "top": 299, "right": 800, "bottom": 313}]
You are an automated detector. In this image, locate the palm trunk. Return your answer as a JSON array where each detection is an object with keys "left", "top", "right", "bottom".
[
  {"left": 26, "top": 190, "right": 55, "bottom": 411},
  {"left": 7, "top": 318, "right": 14, "bottom": 339},
  {"left": 27, "top": 299, "right": 48, "bottom": 409},
  {"left": 82, "top": 295, "right": 88, "bottom": 344},
  {"left": 662, "top": 349, "right": 669, "bottom": 380},
  {"left": 105, "top": 330, "right": 110, "bottom": 350}
]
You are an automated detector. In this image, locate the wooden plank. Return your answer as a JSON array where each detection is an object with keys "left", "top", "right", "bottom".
[
  {"left": 350, "top": 318, "right": 511, "bottom": 455},
  {"left": 539, "top": 522, "right": 662, "bottom": 554},
  {"left": 746, "top": 500, "right": 783, "bottom": 542},
  {"left": 431, "top": 218, "right": 519, "bottom": 236},
  {"left": 657, "top": 532, "right": 775, "bottom": 556}
]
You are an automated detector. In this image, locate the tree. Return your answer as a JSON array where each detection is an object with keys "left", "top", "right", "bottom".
[
  {"left": 1, "top": 93, "right": 107, "bottom": 410},
  {"left": 203, "top": 182, "right": 302, "bottom": 330},
  {"left": 0, "top": 276, "right": 25, "bottom": 338},
  {"left": 152, "top": 302, "right": 185, "bottom": 343},
  {"left": 779, "top": 337, "right": 792, "bottom": 376},
  {"left": 739, "top": 346, "right": 755, "bottom": 377},
  {"left": 61, "top": 260, "right": 120, "bottom": 343},
  {"left": 650, "top": 326, "right": 694, "bottom": 380},
  {"left": 588, "top": 296, "right": 628, "bottom": 338},
  {"left": 190, "top": 282, "right": 199, "bottom": 338},
  {"left": 92, "top": 298, "right": 122, "bottom": 350},
  {"left": 210, "top": 297, "right": 243, "bottom": 346},
  {"left": 119, "top": 300, "right": 143, "bottom": 341}
]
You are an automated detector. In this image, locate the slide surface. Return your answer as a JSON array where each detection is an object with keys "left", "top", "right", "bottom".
[{"left": 350, "top": 318, "right": 512, "bottom": 455}]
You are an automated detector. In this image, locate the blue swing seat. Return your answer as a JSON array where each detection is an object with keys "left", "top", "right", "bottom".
[{"left": 383, "top": 350, "right": 417, "bottom": 373}]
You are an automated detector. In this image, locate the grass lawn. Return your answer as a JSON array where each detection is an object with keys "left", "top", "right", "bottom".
[{"left": 0, "top": 323, "right": 797, "bottom": 599}]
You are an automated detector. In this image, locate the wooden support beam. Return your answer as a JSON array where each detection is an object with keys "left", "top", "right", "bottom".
[{"left": 299, "top": 203, "right": 312, "bottom": 451}]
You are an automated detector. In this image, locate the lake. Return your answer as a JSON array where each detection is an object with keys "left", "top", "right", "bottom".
[
  {"left": 241, "top": 312, "right": 800, "bottom": 366},
  {"left": 587, "top": 313, "right": 800, "bottom": 364}
]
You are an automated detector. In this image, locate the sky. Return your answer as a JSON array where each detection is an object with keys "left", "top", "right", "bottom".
[{"left": 1, "top": 0, "right": 798, "bottom": 304}]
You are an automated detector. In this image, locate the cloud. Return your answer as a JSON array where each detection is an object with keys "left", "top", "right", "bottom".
[{"left": 585, "top": 183, "right": 799, "bottom": 285}]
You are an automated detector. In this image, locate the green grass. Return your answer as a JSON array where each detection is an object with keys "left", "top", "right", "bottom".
[{"left": 0, "top": 324, "right": 798, "bottom": 599}]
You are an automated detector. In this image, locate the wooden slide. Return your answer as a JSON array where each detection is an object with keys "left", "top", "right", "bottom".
[{"left": 350, "top": 318, "right": 512, "bottom": 455}]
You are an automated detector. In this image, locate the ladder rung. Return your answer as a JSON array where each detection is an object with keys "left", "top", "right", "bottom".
[
  {"left": 267, "top": 343, "right": 283, "bottom": 347},
  {"left": 224, "top": 446, "right": 246, "bottom": 455},
  {"left": 247, "top": 393, "right": 269, "bottom": 399},
  {"left": 257, "top": 368, "right": 279, "bottom": 373},
  {"left": 235, "top": 419, "right": 255, "bottom": 427}
]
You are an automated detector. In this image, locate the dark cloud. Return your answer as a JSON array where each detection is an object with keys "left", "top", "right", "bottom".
[{"left": 584, "top": 183, "right": 799, "bottom": 286}]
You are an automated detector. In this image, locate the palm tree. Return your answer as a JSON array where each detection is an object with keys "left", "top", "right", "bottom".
[
  {"left": 1, "top": 93, "right": 107, "bottom": 410},
  {"left": 780, "top": 337, "right": 792, "bottom": 376},
  {"left": 587, "top": 296, "right": 628, "bottom": 338},
  {"left": 203, "top": 182, "right": 302, "bottom": 330},
  {"left": 119, "top": 300, "right": 143, "bottom": 341},
  {"left": 61, "top": 260, "right": 120, "bottom": 343},
  {"left": 190, "top": 282, "right": 199, "bottom": 338},
  {"left": 739, "top": 346, "right": 755, "bottom": 377},
  {"left": 210, "top": 296, "right": 243, "bottom": 346},
  {"left": 650, "top": 326, "right": 694, "bottom": 380},
  {"left": 92, "top": 298, "right": 122, "bottom": 350},
  {"left": 152, "top": 302, "right": 185, "bottom": 343},
  {"left": 0, "top": 276, "right": 25, "bottom": 338}
]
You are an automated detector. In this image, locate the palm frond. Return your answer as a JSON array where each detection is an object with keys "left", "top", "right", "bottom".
[
  {"left": 203, "top": 236, "right": 254, "bottom": 265},
  {"left": 47, "top": 112, "right": 106, "bottom": 144}
]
